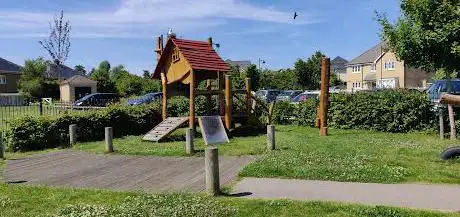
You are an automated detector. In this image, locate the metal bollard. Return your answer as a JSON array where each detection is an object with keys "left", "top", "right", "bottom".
[
  {"left": 205, "top": 146, "right": 220, "bottom": 196},
  {"left": 267, "top": 125, "right": 275, "bottom": 151},
  {"left": 69, "top": 124, "right": 77, "bottom": 146},
  {"left": 105, "top": 127, "right": 114, "bottom": 153},
  {"left": 439, "top": 110, "right": 444, "bottom": 140},
  {"left": 185, "top": 128, "right": 195, "bottom": 155}
]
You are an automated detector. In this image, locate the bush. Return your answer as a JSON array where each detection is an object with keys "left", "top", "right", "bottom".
[
  {"left": 272, "top": 90, "right": 435, "bottom": 133},
  {"left": 4, "top": 104, "right": 161, "bottom": 152}
]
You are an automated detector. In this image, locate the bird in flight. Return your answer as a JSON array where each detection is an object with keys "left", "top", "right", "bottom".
[{"left": 293, "top": 12, "right": 298, "bottom": 20}]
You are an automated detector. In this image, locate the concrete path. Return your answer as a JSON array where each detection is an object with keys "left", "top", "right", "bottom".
[
  {"left": 3, "top": 150, "right": 256, "bottom": 192},
  {"left": 234, "top": 178, "right": 460, "bottom": 212}
]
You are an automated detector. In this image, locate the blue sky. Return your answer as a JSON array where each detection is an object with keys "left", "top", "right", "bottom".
[{"left": 0, "top": 0, "right": 401, "bottom": 75}]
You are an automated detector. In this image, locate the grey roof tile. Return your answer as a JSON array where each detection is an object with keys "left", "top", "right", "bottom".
[
  {"left": 348, "top": 42, "right": 387, "bottom": 65},
  {"left": 0, "top": 57, "right": 21, "bottom": 72}
]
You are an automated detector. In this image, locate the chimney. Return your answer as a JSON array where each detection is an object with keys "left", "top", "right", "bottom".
[
  {"left": 155, "top": 35, "right": 164, "bottom": 63},
  {"left": 208, "top": 37, "right": 213, "bottom": 48}
]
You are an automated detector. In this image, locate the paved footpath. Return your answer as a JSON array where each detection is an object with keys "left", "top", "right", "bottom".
[
  {"left": 3, "top": 150, "right": 256, "bottom": 192},
  {"left": 233, "top": 178, "right": 460, "bottom": 212}
]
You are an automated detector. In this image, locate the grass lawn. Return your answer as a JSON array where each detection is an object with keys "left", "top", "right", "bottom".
[
  {"left": 75, "top": 125, "right": 460, "bottom": 184},
  {"left": 0, "top": 181, "right": 458, "bottom": 217}
]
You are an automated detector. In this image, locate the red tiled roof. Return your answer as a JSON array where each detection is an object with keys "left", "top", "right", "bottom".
[
  {"left": 153, "top": 38, "right": 229, "bottom": 79},
  {"left": 172, "top": 38, "right": 229, "bottom": 72}
]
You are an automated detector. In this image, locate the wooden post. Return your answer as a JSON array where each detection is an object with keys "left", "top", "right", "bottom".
[
  {"left": 224, "top": 74, "right": 232, "bottom": 130},
  {"left": 161, "top": 73, "right": 168, "bottom": 121},
  {"left": 439, "top": 109, "right": 444, "bottom": 139},
  {"left": 448, "top": 104, "right": 456, "bottom": 140},
  {"left": 205, "top": 146, "right": 220, "bottom": 196},
  {"left": 319, "top": 57, "right": 331, "bottom": 136},
  {"left": 69, "top": 124, "right": 77, "bottom": 146},
  {"left": 206, "top": 79, "right": 212, "bottom": 115},
  {"left": 0, "top": 134, "right": 4, "bottom": 159},
  {"left": 185, "top": 128, "right": 195, "bottom": 155},
  {"left": 189, "top": 70, "right": 196, "bottom": 131},
  {"left": 218, "top": 72, "right": 225, "bottom": 116},
  {"left": 245, "top": 77, "right": 252, "bottom": 117},
  {"left": 267, "top": 125, "right": 275, "bottom": 151},
  {"left": 38, "top": 100, "right": 43, "bottom": 115},
  {"left": 105, "top": 127, "right": 114, "bottom": 153}
]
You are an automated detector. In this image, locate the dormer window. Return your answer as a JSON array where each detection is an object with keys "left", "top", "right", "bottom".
[{"left": 172, "top": 48, "right": 180, "bottom": 62}]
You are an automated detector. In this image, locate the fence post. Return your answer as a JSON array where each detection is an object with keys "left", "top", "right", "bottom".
[
  {"left": 185, "top": 128, "right": 195, "bottom": 155},
  {"left": 69, "top": 124, "right": 77, "bottom": 146},
  {"left": 105, "top": 127, "right": 114, "bottom": 153},
  {"left": 448, "top": 104, "right": 456, "bottom": 140},
  {"left": 205, "top": 146, "right": 220, "bottom": 196},
  {"left": 439, "top": 109, "right": 444, "bottom": 140},
  {"left": 267, "top": 125, "right": 275, "bottom": 151},
  {"left": 38, "top": 99, "right": 43, "bottom": 115},
  {"left": 0, "top": 134, "right": 4, "bottom": 159}
]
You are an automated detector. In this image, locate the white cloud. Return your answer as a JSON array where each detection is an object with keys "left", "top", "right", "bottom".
[{"left": 0, "top": 0, "right": 317, "bottom": 38}]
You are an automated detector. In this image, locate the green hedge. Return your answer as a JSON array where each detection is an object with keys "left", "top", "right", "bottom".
[
  {"left": 273, "top": 90, "right": 435, "bottom": 132},
  {"left": 4, "top": 104, "right": 162, "bottom": 152}
]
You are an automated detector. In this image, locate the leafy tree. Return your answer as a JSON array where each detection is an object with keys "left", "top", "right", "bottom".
[
  {"left": 115, "top": 74, "right": 143, "bottom": 96},
  {"left": 241, "top": 64, "right": 260, "bottom": 90},
  {"left": 143, "top": 70, "right": 151, "bottom": 79},
  {"left": 377, "top": 0, "right": 460, "bottom": 75},
  {"left": 39, "top": 10, "right": 71, "bottom": 78},
  {"left": 90, "top": 60, "right": 116, "bottom": 93},
  {"left": 294, "top": 51, "right": 324, "bottom": 90},
  {"left": 110, "top": 64, "right": 129, "bottom": 81},
  {"left": 74, "top": 65, "right": 86, "bottom": 75},
  {"left": 142, "top": 79, "right": 162, "bottom": 94},
  {"left": 259, "top": 69, "right": 298, "bottom": 90},
  {"left": 18, "top": 57, "right": 59, "bottom": 99}
]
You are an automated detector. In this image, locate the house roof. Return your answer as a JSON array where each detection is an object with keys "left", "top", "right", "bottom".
[
  {"left": 331, "top": 56, "right": 348, "bottom": 64},
  {"left": 0, "top": 57, "right": 21, "bottom": 73},
  {"left": 226, "top": 60, "right": 251, "bottom": 70},
  {"left": 46, "top": 63, "right": 80, "bottom": 79},
  {"left": 153, "top": 38, "right": 229, "bottom": 78},
  {"left": 348, "top": 42, "right": 387, "bottom": 65},
  {"left": 60, "top": 75, "right": 97, "bottom": 85}
]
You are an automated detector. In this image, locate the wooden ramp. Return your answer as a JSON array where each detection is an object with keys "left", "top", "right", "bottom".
[{"left": 143, "top": 117, "right": 189, "bottom": 142}]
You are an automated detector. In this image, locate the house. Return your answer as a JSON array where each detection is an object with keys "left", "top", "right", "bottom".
[
  {"left": 46, "top": 63, "right": 80, "bottom": 80},
  {"left": 226, "top": 60, "right": 251, "bottom": 72},
  {"left": 59, "top": 75, "right": 97, "bottom": 103},
  {"left": 346, "top": 42, "right": 430, "bottom": 91},
  {"left": 331, "top": 56, "right": 348, "bottom": 82},
  {"left": 0, "top": 57, "right": 22, "bottom": 93}
]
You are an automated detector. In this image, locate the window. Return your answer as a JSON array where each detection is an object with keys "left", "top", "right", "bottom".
[
  {"left": 352, "top": 65, "right": 362, "bottom": 73},
  {"left": 172, "top": 48, "right": 180, "bottom": 62},
  {"left": 371, "top": 64, "right": 376, "bottom": 72},
  {"left": 0, "top": 75, "right": 6, "bottom": 84},
  {"left": 384, "top": 60, "right": 395, "bottom": 70}
]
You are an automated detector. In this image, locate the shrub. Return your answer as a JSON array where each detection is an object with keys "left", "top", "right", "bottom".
[
  {"left": 272, "top": 90, "right": 435, "bottom": 133},
  {"left": 4, "top": 104, "right": 161, "bottom": 152}
]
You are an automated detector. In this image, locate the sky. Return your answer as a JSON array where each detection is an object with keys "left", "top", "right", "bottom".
[{"left": 0, "top": 0, "right": 401, "bottom": 75}]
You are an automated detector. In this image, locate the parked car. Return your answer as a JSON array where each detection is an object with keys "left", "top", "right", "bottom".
[
  {"left": 255, "top": 89, "right": 281, "bottom": 103},
  {"left": 276, "top": 90, "right": 303, "bottom": 102},
  {"left": 427, "top": 79, "right": 460, "bottom": 103},
  {"left": 292, "top": 91, "right": 320, "bottom": 103},
  {"left": 128, "top": 92, "right": 162, "bottom": 106},
  {"left": 73, "top": 93, "right": 120, "bottom": 107}
]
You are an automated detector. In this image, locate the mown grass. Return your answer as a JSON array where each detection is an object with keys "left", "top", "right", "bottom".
[
  {"left": 0, "top": 183, "right": 459, "bottom": 217},
  {"left": 75, "top": 125, "right": 460, "bottom": 184}
]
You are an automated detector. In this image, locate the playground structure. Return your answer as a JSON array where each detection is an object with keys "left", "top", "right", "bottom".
[{"left": 144, "top": 32, "right": 254, "bottom": 142}]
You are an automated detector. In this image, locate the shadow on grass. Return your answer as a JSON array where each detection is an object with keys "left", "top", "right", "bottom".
[
  {"left": 222, "top": 192, "right": 253, "bottom": 197},
  {"left": 231, "top": 126, "right": 266, "bottom": 137}
]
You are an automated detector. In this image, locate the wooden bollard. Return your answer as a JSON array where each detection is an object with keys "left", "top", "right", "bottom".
[
  {"left": 185, "top": 128, "right": 195, "bottom": 155},
  {"left": 205, "top": 146, "right": 220, "bottom": 196},
  {"left": 105, "top": 127, "right": 114, "bottom": 153},
  {"left": 448, "top": 104, "right": 457, "bottom": 140},
  {"left": 0, "top": 134, "right": 4, "bottom": 159},
  {"left": 267, "top": 125, "right": 275, "bottom": 151},
  {"left": 439, "top": 110, "right": 444, "bottom": 140},
  {"left": 69, "top": 124, "right": 77, "bottom": 146}
]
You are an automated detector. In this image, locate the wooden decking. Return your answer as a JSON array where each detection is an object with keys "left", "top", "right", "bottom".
[{"left": 3, "top": 150, "right": 256, "bottom": 192}]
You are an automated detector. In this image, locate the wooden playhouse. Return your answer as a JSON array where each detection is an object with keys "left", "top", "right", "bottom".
[{"left": 143, "top": 32, "right": 254, "bottom": 142}]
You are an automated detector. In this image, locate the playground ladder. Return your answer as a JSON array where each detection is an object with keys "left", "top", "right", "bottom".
[{"left": 142, "top": 117, "right": 189, "bottom": 142}]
